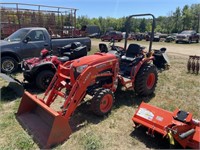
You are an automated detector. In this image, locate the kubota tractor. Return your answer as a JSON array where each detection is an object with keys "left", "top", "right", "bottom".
[{"left": 16, "top": 14, "right": 161, "bottom": 148}]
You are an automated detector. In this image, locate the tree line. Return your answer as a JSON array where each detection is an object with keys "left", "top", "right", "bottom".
[{"left": 76, "top": 4, "right": 200, "bottom": 34}]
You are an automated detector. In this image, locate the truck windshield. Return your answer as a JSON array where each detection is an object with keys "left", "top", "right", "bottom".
[{"left": 5, "top": 29, "right": 29, "bottom": 42}]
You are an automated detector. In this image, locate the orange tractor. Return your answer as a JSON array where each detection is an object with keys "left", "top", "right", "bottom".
[{"left": 16, "top": 14, "right": 162, "bottom": 148}]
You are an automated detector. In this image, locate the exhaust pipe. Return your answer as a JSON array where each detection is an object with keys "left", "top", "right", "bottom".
[{"left": 16, "top": 91, "right": 72, "bottom": 148}]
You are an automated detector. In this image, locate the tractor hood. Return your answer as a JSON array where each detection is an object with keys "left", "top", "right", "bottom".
[{"left": 72, "top": 53, "right": 117, "bottom": 67}]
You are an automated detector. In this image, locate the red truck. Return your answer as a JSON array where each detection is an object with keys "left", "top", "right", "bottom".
[{"left": 101, "top": 31, "right": 123, "bottom": 42}]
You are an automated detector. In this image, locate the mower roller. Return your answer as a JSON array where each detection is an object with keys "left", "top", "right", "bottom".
[
  {"left": 132, "top": 102, "right": 200, "bottom": 149},
  {"left": 187, "top": 55, "right": 200, "bottom": 74}
]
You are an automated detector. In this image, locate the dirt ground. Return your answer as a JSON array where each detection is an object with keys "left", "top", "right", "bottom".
[
  {"left": 0, "top": 39, "right": 200, "bottom": 150},
  {"left": 92, "top": 39, "right": 200, "bottom": 56}
]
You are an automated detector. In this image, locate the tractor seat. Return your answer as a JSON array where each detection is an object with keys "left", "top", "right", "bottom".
[
  {"left": 99, "top": 43, "right": 108, "bottom": 53},
  {"left": 58, "top": 56, "right": 70, "bottom": 62},
  {"left": 63, "top": 46, "right": 87, "bottom": 60},
  {"left": 71, "top": 42, "right": 81, "bottom": 49},
  {"left": 121, "top": 44, "right": 142, "bottom": 63},
  {"left": 58, "top": 42, "right": 82, "bottom": 56}
]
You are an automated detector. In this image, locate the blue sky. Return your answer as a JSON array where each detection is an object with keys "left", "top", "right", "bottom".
[{"left": 1, "top": 0, "right": 199, "bottom": 18}]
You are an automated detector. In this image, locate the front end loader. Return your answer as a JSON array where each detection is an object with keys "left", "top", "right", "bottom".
[
  {"left": 16, "top": 53, "right": 119, "bottom": 148},
  {"left": 132, "top": 102, "right": 200, "bottom": 149}
]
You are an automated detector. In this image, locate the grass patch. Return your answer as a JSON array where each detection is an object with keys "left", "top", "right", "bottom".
[
  {"left": 79, "top": 131, "right": 103, "bottom": 150},
  {"left": 0, "top": 99, "right": 37, "bottom": 150}
]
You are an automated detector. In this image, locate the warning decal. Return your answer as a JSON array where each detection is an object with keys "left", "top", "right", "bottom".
[{"left": 136, "top": 108, "right": 154, "bottom": 121}]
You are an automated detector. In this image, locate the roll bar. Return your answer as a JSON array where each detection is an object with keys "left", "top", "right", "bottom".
[{"left": 124, "top": 13, "right": 156, "bottom": 53}]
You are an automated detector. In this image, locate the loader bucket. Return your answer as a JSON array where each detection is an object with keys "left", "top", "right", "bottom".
[
  {"left": 0, "top": 73, "right": 24, "bottom": 96},
  {"left": 16, "top": 91, "right": 72, "bottom": 148}
]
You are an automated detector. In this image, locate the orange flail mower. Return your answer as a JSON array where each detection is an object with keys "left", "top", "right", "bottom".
[{"left": 132, "top": 102, "right": 200, "bottom": 149}]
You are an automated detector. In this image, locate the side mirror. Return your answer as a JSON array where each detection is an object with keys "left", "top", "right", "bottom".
[{"left": 23, "top": 36, "right": 31, "bottom": 43}]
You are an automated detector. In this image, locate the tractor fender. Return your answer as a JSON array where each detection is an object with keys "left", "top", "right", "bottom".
[
  {"left": 130, "top": 57, "right": 154, "bottom": 78},
  {"left": 31, "top": 62, "right": 57, "bottom": 74}
]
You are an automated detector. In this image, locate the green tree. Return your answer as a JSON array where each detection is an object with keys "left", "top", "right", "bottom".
[
  {"left": 182, "top": 5, "right": 192, "bottom": 30},
  {"left": 172, "top": 7, "right": 182, "bottom": 32},
  {"left": 139, "top": 18, "right": 146, "bottom": 32}
]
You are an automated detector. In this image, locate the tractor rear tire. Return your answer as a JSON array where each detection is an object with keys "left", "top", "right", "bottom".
[
  {"left": 134, "top": 63, "right": 158, "bottom": 96},
  {"left": 36, "top": 70, "right": 54, "bottom": 90},
  {"left": 91, "top": 88, "right": 114, "bottom": 116}
]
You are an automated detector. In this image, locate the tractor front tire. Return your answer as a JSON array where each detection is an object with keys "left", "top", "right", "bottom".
[
  {"left": 134, "top": 63, "right": 158, "bottom": 96},
  {"left": 36, "top": 70, "right": 54, "bottom": 90},
  {"left": 91, "top": 88, "right": 114, "bottom": 116}
]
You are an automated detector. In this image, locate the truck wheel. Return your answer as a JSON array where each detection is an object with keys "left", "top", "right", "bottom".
[
  {"left": 188, "top": 39, "right": 192, "bottom": 44},
  {"left": 36, "top": 70, "right": 54, "bottom": 90},
  {"left": 134, "top": 63, "right": 158, "bottom": 96},
  {"left": 175, "top": 41, "right": 179, "bottom": 44},
  {"left": 91, "top": 88, "right": 114, "bottom": 116},
  {"left": 1, "top": 56, "right": 18, "bottom": 73},
  {"left": 196, "top": 39, "right": 199, "bottom": 43}
]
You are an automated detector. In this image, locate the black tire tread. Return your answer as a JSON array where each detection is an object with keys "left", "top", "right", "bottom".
[
  {"left": 91, "top": 88, "right": 114, "bottom": 116},
  {"left": 134, "top": 63, "right": 158, "bottom": 96},
  {"left": 35, "top": 70, "right": 54, "bottom": 90}
]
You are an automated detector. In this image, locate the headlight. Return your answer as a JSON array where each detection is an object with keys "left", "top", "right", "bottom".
[{"left": 76, "top": 65, "right": 88, "bottom": 73}]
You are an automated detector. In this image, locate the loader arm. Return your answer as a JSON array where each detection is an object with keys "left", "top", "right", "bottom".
[
  {"left": 61, "top": 67, "right": 96, "bottom": 119},
  {"left": 43, "top": 56, "right": 118, "bottom": 121}
]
